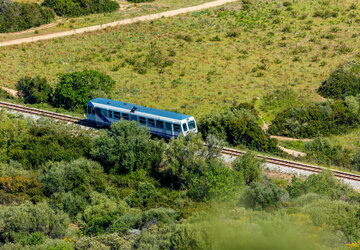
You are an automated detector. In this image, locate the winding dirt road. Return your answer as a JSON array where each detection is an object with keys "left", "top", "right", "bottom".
[{"left": 0, "top": 0, "right": 237, "bottom": 48}]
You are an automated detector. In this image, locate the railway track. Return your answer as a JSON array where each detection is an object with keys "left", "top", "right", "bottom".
[
  {"left": 0, "top": 101, "right": 95, "bottom": 126},
  {"left": 221, "top": 147, "right": 360, "bottom": 182},
  {"left": 2, "top": 100, "right": 360, "bottom": 183}
]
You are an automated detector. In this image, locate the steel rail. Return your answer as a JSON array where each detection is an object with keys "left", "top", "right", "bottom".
[{"left": 221, "top": 147, "right": 360, "bottom": 182}]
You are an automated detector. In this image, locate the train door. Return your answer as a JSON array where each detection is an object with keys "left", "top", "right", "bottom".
[
  {"left": 95, "top": 108, "right": 102, "bottom": 125},
  {"left": 165, "top": 122, "right": 173, "bottom": 138},
  {"left": 130, "top": 115, "right": 137, "bottom": 122}
]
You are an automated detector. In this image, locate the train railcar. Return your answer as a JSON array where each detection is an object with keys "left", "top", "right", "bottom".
[{"left": 86, "top": 98, "right": 197, "bottom": 138}]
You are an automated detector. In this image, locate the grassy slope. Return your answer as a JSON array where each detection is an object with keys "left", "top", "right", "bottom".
[
  {"left": 0, "top": 0, "right": 214, "bottom": 42},
  {"left": 1, "top": 0, "right": 360, "bottom": 148}
]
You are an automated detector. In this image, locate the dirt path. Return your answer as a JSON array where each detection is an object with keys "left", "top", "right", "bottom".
[
  {"left": 1, "top": 87, "right": 18, "bottom": 97},
  {"left": 270, "top": 135, "right": 313, "bottom": 142},
  {"left": 277, "top": 145, "right": 306, "bottom": 158},
  {"left": 0, "top": 0, "right": 238, "bottom": 48}
]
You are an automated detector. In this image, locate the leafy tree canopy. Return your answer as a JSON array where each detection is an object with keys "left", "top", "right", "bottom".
[{"left": 53, "top": 69, "right": 115, "bottom": 111}]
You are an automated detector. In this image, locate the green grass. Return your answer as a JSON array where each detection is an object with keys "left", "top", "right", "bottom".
[
  {"left": 0, "top": 0, "right": 214, "bottom": 42},
  {"left": 278, "top": 140, "right": 305, "bottom": 153},
  {"left": 1, "top": 0, "right": 360, "bottom": 122}
]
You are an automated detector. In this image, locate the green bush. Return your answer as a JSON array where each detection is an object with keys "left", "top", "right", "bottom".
[
  {"left": 40, "top": 158, "right": 105, "bottom": 197},
  {"left": 5, "top": 120, "right": 92, "bottom": 168},
  {"left": 53, "top": 69, "right": 115, "bottom": 111},
  {"left": 0, "top": 201, "right": 69, "bottom": 244},
  {"left": 187, "top": 161, "right": 243, "bottom": 202},
  {"left": 199, "top": 105, "right": 278, "bottom": 152},
  {"left": 304, "top": 138, "right": 351, "bottom": 168},
  {"left": 240, "top": 181, "right": 284, "bottom": 210},
  {"left": 232, "top": 152, "right": 262, "bottom": 185},
  {"left": 0, "top": 0, "right": 54, "bottom": 33},
  {"left": 318, "top": 62, "right": 360, "bottom": 99},
  {"left": 42, "top": 0, "right": 119, "bottom": 17},
  {"left": 287, "top": 170, "right": 355, "bottom": 200},
  {"left": 76, "top": 233, "right": 131, "bottom": 249},
  {"left": 126, "top": 182, "right": 159, "bottom": 208},
  {"left": 81, "top": 192, "right": 128, "bottom": 235},
  {"left": 91, "top": 121, "right": 165, "bottom": 174},
  {"left": 268, "top": 100, "right": 360, "bottom": 138},
  {"left": 16, "top": 76, "right": 52, "bottom": 104},
  {"left": 351, "top": 149, "right": 360, "bottom": 170},
  {"left": 293, "top": 194, "right": 360, "bottom": 242}
]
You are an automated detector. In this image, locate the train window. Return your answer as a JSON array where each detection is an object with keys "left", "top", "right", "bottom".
[
  {"left": 148, "top": 119, "right": 155, "bottom": 127},
  {"left": 92, "top": 108, "right": 95, "bottom": 115},
  {"left": 122, "top": 113, "right": 129, "bottom": 120},
  {"left": 101, "top": 109, "right": 108, "bottom": 117},
  {"left": 188, "top": 121, "right": 196, "bottom": 129},
  {"left": 183, "top": 123, "right": 188, "bottom": 132},
  {"left": 165, "top": 122, "right": 172, "bottom": 131},
  {"left": 173, "top": 124, "right": 180, "bottom": 132},
  {"left": 114, "top": 112, "right": 120, "bottom": 119},
  {"left": 139, "top": 117, "right": 146, "bottom": 125},
  {"left": 108, "top": 110, "right": 113, "bottom": 118},
  {"left": 87, "top": 106, "right": 92, "bottom": 114},
  {"left": 156, "top": 120, "right": 164, "bottom": 129}
]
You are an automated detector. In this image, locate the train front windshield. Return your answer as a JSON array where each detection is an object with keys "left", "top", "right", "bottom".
[{"left": 188, "top": 120, "right": 196, "bottom": 130}]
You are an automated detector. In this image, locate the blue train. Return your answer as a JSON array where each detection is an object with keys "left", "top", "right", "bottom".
[{"left": 86, "top": 98, "right": 197, "bottom": 138}]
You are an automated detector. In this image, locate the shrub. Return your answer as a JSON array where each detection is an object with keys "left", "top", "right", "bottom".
[
  {"left": 268, "top": 100, "right": 360, "bottom": 138},
  {"left": 76, "top": 233, "right": 131, "bottom": 249},
  {"left": 287, "top": 170, "right": 354, "bottom": 200},
  {"left": 293, "top": 194, "right": 360, "bottom": 242},
  {"left": 42, "top": 0, "right": 119, "bottom": 17},
  {"left": 16, "top": 76, "right": 52, "bottom": 104},
  {"left": 351, "top": 150, "right": 360, "bottom": 170},
  {"left": 53, "top": 69, "right": 115, "bottom": 111},
  {"left": 0, "top": 0, "right": 54, "bottom": 33},
  {"left": 109, "top": 212, "right": 142, "bottom": 233},
  {"left": 126, "top": 182, "right": 159, "bottom": 208},
  {"left": 232, "top": 152, "right": 262, "bottom": 185},
  {"left": 81, "top": 192, "right": 128, "bottom": 235},
  {"left": 0, "top": 201, "right": 69, "bottom": 244},
  {"left": 141, "top": 208, "right": 178, "bottom": 227},
  {"left": 187, "top": 161, "right": 244, "bottom": 202},
  {"left": 317, "top": 62, "right": 360, "bottom": 99},
  {"left": 199, "top": 105, "right": 278, "bottom": 152},
  {"left": 91, "top": 121, "right": 165, "bottom": 174},
  {"left": 6, "top": 120, "right": 92, "bottom": 168},
  {"left": 304, "top": 138, "right": 351, "bottom": 168},
  {"left": 240, "top": 181, "right": 284, "bottom": 210},
  {"left": 40, "top": 158, "right": 105, "bottom": 197}
]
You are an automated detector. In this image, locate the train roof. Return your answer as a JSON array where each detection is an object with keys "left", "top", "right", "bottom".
[{"left": 89, "top": 98, "right": 192, "bottom": 121}]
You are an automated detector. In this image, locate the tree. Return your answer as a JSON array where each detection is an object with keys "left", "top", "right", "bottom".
[
  {"left": 232, "top": 152, "right": 263, "bottom": 185},
  {"left": 16, "top": 76, "right": 52, "bottom": 104},
  {"left": 161, "top": 133, "right": 205, "bottom": 188},
  {"left": 53, "top": 69, "right": 115, "bottom": 111},
  {"left": 90, "top": 121, "right": 165, "bottom": 174}
]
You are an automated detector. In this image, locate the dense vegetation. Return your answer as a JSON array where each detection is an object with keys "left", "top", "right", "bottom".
[
  {"left": 0, "top": 0, "right": 54, "bottom": 33},
  {"left": 16, "top": 76, "right": 52, "bottom": 104},
  {"left": 318, "top": 62, "right": 360, "bottom": 99},
  {"left": 42, "top": 0, "right": 119, "bottom": 17},
  {"left": 0, "top": 111, "right": 360, "bottom": 248},
  {"left": 53, "top": 69, "right": 115, "bottom": 111},
  {"left": 268, "top": 98, "right": 360, "bottom": 138},
  {"left": 199, "top": 104, "right": 278, "bottom": 153},
  {"left": 15, "top": 70, "right": 115, "bottom": 111}
]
